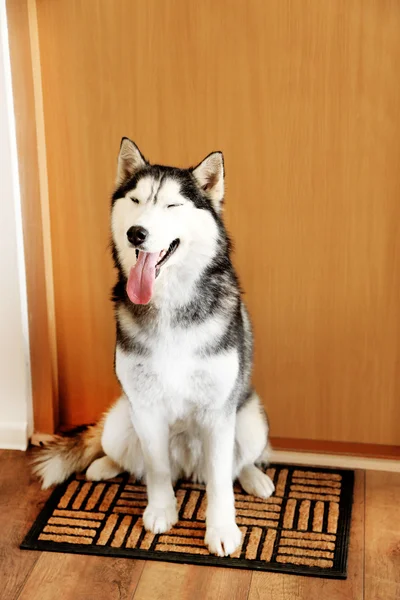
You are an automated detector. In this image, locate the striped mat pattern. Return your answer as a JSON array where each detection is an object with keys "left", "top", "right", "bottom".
[{"left": 21, "top": 464, "right": 354, "bottom": 579}]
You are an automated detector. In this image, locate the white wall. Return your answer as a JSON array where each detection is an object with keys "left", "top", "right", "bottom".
[{"left": 0, "top": 1, "right": 33, "bottom": 449}]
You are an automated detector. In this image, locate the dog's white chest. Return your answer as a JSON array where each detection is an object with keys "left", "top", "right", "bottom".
[{"left": 115, "top": 322, "right": 239, "bottom": 419}]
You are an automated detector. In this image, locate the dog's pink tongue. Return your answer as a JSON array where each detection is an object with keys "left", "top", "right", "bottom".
[{"left": 126, "top": 251, "right": 160, "bottom": 304}]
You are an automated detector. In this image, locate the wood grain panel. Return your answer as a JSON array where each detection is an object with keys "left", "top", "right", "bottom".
[
  {"left": 6, "top": 0, "right": 57, "bottom": 432},
  {"left": 35, "top": 0, "right": 400, "bottom": 443}
]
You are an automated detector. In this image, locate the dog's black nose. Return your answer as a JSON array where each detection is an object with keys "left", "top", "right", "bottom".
[{"left": 127, "top": 226, "right": 148, "bottom": 247}]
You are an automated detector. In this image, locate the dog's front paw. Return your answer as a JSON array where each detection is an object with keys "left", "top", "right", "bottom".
[
  {"left": 143, "top": 503, "right": 178, "bottom": 534},
  {"left": 205, "top": 522, "right": 242, "bottom": 557}
]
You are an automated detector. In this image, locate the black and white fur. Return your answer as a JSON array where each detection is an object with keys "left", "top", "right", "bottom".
[{"left": 35, "top": 138, "right": 274, "bottom": 557}]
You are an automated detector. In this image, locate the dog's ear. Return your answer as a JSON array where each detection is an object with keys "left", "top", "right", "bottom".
[
  {"left": 192, "top": 151, "right": 224, "bottom": 212},
  {"left": 116, "top": 138, "right": 147, "bottom": 186}
]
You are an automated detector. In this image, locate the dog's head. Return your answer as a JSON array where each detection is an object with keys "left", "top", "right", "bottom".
[{"left": 111, "top": 138, "right": 226, "bottom": 305}]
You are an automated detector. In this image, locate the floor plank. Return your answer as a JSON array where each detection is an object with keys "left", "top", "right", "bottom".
[
  {"left": 0, "top": 450, "right": 50, "bottom": 600},
  {"left": 247, "top": 470, "right": 365, "bottom": 600},
  {"left": 365, "top": 471, "right": 400, "bottom": 600},
  {"left": 18, "top": 553, "right": 145, "bottom": 600},
  {"left": 132, "top": 561, "right": 252, "bottom": 600}
]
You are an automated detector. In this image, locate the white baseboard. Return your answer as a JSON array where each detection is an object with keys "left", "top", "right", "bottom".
[
  {"left": 0, "top": 421, "right": 29, "bottom": 450},
  {"left": 271, "top": 449, "right": 400, "bottom": 473}
]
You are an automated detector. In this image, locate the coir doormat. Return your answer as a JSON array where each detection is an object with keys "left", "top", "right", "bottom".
[{"left": 21, "top": 464, "right": 354, "bottom": 579}]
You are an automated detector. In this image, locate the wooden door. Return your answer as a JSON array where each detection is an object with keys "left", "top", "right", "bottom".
[{"left": 32, "top": 0, "right": 400, "bottom": 445}]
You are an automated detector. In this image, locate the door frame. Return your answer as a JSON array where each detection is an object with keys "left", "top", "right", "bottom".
[{"left": 7, "top": 0, "right": 58, "bottom": 433}]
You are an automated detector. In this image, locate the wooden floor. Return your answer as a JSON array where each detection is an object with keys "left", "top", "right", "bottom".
[{"left": 1, "top": 450, "right": 399, "bottom": 600}]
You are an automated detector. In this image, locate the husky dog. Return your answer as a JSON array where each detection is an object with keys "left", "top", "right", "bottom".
[{"left": 34, "top": 139, "right": 275, "bottom": 556}]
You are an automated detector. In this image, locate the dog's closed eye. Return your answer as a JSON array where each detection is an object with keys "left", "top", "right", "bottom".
[{"left": 167, "top": 204, "right": 183, "bottom": 209}]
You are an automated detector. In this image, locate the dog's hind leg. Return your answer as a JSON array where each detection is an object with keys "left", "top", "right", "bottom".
[
  {"left": 87, "top": 395, "right": 144, "bottom": 482},
  {"left": 234, "top": 392, "right": 275, "bottom": 499},
  {"left": 86, "top": 455, "right": 122, "bottom": 481},
  {"left": 238, "top": 463, "right": 275, "bottom": 499}
]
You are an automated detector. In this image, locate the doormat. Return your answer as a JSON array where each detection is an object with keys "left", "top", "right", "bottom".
[{"left": 21, "top": 464, "right": 354, "bottom": 579}]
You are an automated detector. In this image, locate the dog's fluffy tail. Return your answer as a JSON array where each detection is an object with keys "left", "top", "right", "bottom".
[{"left": 32, "top": 420, "right": 105, "bottom": 489}]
